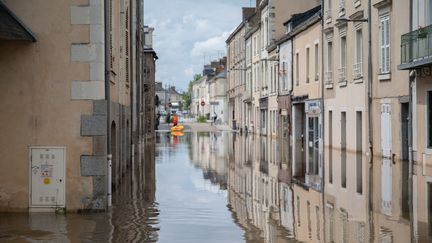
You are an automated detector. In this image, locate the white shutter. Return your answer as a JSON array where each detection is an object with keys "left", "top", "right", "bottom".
[
  {"left": 380, "top": 103, "right": 392, "bottom": 158},
  {"left": 379, "top": 14, "right": 390, "bottom": 73},
  {"left": 381, "top": 158, "right": 392, "bottom": 216}
]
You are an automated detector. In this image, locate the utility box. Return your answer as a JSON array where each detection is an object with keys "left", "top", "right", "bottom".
[{"left": 30, "top": 147, "right": 65, "bottom": 208}]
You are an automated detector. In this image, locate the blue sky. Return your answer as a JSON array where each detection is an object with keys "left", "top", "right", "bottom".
[{"left": 144, "top": 0, "right": 250, "bottom": 91}]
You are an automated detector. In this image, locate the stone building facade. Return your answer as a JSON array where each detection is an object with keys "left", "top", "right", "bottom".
[{"left": 0, "top": 0, "right": 155, "bottom": 212}]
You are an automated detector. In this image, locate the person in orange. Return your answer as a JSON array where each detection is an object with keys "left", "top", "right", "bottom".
[{"left": 172, "top": 114, "right": 178, "bottom": 127}]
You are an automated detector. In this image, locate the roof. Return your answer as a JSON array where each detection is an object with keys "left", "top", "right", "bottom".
[
  {"left": 283, "top": 5, "right": 321, "bottom": 28},
  {"left": 277, "top": 6, "right": 322, "bottom": 45},
  {"left": 215, "top": 70, "right": 227, "bottom": 79},
  {"left": 0, "top": 2, "right": 37, "bottom": 42}
]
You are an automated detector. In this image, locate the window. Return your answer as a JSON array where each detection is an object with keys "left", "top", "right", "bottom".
[
  {"left": 315, "top": 44, "right": 319, "bottom": 81},
  {"left": 328, "top": 41, "right": 333, "bottom": 71},
  {"left": 339, "top": 35, "right": 347, "bottom": 82},
  {"left": 341, "top": 111, "right": 347, "bottom": 188},
  {"left": 354, "top": 28, "right": 363, "bottom": 79},
  {"left": 428, "top": 91, "right": 432, "bottom": 148},
  {"left": 296, "top": 53, "right": 300, "bottom": 85},
  {"left": 340, "top": 36, "right": 347, "bottom": 69},
  {"left": 329, "top": 111, "right": 333, "bottom": 184},
  {"left": 355, "top": 29, "right": 363, "bottom": 64},
  {"left": 356, "top": 111, "right": 363, "bottom": 194},
  {"left": 379, "top": 13, "right": 390, "bottom": 74},
  {"left": 306, "top": 47, "right": 310, "bottom": 83}
]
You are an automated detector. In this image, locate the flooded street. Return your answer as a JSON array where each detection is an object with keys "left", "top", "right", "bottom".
[{"left": 1, "top": 131, "right": 431, "bottom": 242}]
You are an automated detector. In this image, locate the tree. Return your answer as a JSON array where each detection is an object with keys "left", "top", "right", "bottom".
[{"left": 182, "top": 74, "right": 202, "bottom": 110}]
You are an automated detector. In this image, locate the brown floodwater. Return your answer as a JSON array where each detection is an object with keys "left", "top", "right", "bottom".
[{"left": 0, "top": 132, "right": 431, "bottom": 242}]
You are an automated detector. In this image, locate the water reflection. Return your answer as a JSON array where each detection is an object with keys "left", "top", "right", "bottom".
[{"left": 1, "top": 132, "right": 432, "bottom": 242}]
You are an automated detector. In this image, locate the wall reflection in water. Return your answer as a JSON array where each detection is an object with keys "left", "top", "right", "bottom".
[
  {"left": 2, "top": 132, "right": 432, "bottom": 242},
  {"left": 221, "top": 132, "right": 431, "bottom": 243}
]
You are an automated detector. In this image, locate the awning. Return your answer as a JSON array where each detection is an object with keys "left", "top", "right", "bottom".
[{"left": 0, "top": 2, "right": 36, "bottom": 42}]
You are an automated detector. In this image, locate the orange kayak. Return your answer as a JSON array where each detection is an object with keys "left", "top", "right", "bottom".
[{"left": 170, "top": 125, "right": 184, "bottom": 132}]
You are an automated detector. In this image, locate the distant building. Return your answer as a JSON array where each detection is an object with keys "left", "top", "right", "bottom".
[
  {"left": 155, "top": 82, "right": 183, "bottom": 114},
  {"left": 192, "top": 58, "right": 227, "bottom": 120}
]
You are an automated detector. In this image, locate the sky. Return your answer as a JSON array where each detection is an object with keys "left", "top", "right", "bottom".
[{"left": 144, "top": 0, "right": 251, "bottom": 92}]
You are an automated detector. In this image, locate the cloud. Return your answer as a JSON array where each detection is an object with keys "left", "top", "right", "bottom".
[
  {"left": 191, "top": 32, "right": 229, "bottom": 57},
  {"left": 184, "top": 66, "right": 194, "bottom": 77},
  {"left": 144, "top": 0, "right": 245, "bottom": 90}
]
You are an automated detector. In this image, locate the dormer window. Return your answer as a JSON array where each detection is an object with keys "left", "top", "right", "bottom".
[{"left": 286, "top": 22, "right": 292, "bottom": 34}]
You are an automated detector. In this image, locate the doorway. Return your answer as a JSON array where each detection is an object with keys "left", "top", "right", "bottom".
[
  {"left": 307, "top": 115, "right": 319, "bottom": 175},
  {"left": 293, "top": 103, "right": 306, "bottom": 179},
  {"left": 111, "top": 121, "right": 117, "bottom": 192}
]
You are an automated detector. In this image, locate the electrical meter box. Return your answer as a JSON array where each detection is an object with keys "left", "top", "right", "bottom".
[{"left": 30, "top": 147, "right": 65, "bottom": 208}]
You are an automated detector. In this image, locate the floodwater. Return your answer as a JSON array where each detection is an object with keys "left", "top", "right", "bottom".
[{"left": 0, "top": 131, "right": 431, "bottom": 242}]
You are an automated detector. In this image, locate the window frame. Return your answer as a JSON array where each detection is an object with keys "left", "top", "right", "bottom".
[{"left": 379, "top": 12, "right": 391, "bottom": 74}]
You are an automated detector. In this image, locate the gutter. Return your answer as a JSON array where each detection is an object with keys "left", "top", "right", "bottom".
[{"left": 104, "top": 0, "right": 112, "bottom": 208}]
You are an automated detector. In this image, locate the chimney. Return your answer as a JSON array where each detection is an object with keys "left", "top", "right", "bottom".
[{"left": 144, "top": 26, "right": 154, "bottom": 48}]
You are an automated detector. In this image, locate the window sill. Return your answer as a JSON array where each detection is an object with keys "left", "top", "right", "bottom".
[
  {"left": 353, "top": 77, "right": 363, "bottom": 84},
  {"left": 339, "top": 80, "right": 348, "bottom": 87},
  {"left": 325, "top": 83, "right": 334, "bottom": 89},
  {"left": 378, "top": 73, "right": 391, "bottom": 81},
  {"left": 354, "top": 0, "right": 361, "bottom": 8}
]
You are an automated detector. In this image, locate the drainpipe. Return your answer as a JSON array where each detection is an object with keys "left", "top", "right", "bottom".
[
  {"left": 319, "top": 1, "right": 326, "bottom": 241},
  {"left": 408, "top": 73, "right": 415, "bottom": 242},
  {"left": 408, "top": 1, "right": 415, "bottom": 240},
  {"left": 104, "top": 0, "right": 112, "bottom": 208},
  {"left": 367, "top": 0, "right": 374, "bottom": 240}
]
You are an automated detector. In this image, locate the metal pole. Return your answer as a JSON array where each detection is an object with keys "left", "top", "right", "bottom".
[{"left": 104, "top": 0, "right": 112, "bottom": 208}]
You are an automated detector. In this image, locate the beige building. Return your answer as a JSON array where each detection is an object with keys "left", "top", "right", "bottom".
[
  {"left": 227, "top": 8, "right": 253, "bottom": 131},
  {"left": 290, "top": 8, "right": 323, "bottom": 190},
  {"left": 0, "top": 0, "right": 154, "bottom": 212},
  {"left": 398, "top": 0, "right": 432, "bottom": 237}
]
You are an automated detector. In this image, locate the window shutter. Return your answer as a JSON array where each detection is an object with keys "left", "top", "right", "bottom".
[
  {"left": 385, "top": 17, "right": 390, "bottom": 73},
  {"left": 379, "top": 14, "right": 390, "bottom": 73}
]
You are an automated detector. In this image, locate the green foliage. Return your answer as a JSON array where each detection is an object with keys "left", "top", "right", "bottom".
[
  {"left": 182, "top": 73, "right": 202, "bottom": 110},
  {"left": 196, "top": 116, "right": 207, "bottom": 123}
]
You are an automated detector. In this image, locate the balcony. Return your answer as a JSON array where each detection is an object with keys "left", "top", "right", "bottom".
[
  {"left": 352, "top": 62, "right": 363, "bottom": 80},
  {"left": 338, "top": 67, "right": 346, "bottom": 81},
  {"left": 399, "top": 25, "right": 432, "bottom": 70},
  {"left": 324, "top": 71, "right": 333, "bottom": 89}
]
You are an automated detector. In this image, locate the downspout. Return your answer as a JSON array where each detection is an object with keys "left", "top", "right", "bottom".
[
  {"left": 367, "top": 0, "right": 374, "bottom": 240},
  {"left": 104, "top": 0, "right": 112, "bottom": 208},
  {"left": 408, "top": 0, "right": 415, "bottom": 240},
  {"left": 319, "top": 2, "right": 326, "bottom": 242},
  {"left": 408, "top": 72, "right": 415, "bottom": 243}
]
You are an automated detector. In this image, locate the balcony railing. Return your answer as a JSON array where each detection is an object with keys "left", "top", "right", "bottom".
[
  {"left": 338, "top": 67, "right": 346, "bottom": 82},
  {"left": 324, "top": 71, "right": 333, "bottom": 85},
  {"left": 400, "top": 24, "right": 432, "bottom": 69},
  {"left": 353, "top": 62, "right": 363, "bottom": 79}
]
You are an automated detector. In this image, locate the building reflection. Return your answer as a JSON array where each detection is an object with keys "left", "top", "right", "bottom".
[{"left": 217, "top": 133, "right": 430, "bottom": 243}]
